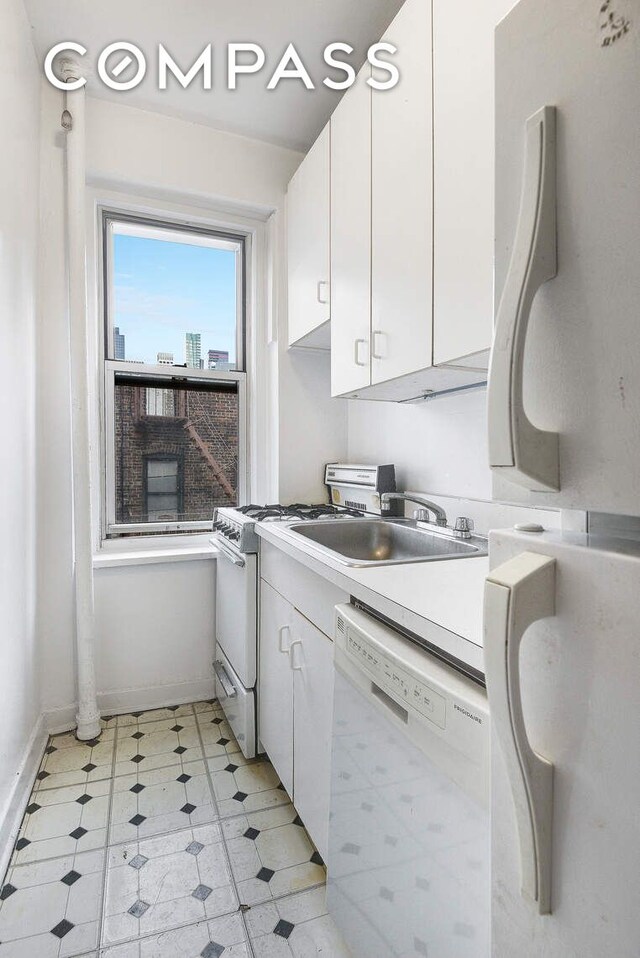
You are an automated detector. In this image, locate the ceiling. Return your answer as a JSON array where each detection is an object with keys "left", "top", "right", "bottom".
[{"left": 24, "top": 0, "right": 405, "bottom": 152}]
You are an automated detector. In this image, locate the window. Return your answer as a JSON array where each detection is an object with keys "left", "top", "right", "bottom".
[
  {"left": 145, "top": 457, "right": 181, "bottom": 521},
  {"left": 102, "top": 211, "right": 247, "bottom": 537}
]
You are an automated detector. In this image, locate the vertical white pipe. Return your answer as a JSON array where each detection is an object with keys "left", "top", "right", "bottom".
[{"left": 61, "top": 64, "right": 101, "bottom": 741}]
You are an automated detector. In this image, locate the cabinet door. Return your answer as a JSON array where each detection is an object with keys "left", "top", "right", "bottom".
[
  {"left": 330, "top": 66, "right": 372, "bottom": 397},
  {"left": 287, "top": 123, "right": 331, "bottom": 347},
  {"left": 258, "top": 580, "right": 294, "bottom": 796},
  {"left": 371, "top": 0, "right": 432, "bottom": 385},
  {"left": 432, "top": 0, "right": 518, "bottom": 367},
  {"left": 292, "top": 611, "right": 334, "bottom": 862}
]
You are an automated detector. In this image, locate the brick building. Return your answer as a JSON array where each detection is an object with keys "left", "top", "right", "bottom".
[{"left": 114, "top": 382, "right": 238, "bottom": 524}]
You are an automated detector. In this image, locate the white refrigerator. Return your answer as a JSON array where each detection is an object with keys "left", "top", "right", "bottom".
[
  {"left": 485, "top": 1, "right": 640, "bottom": 954},
  {"left": 488, "top": 0, "right": 640, "bottom": 512}
]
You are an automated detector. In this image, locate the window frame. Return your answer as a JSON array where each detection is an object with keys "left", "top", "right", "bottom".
[{"left": 100, "top": 208, "right": 249, "bottom": 538}]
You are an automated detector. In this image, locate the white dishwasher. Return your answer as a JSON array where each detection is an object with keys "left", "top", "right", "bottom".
[{"left": 328, "top": 604, "right": 490, "bottom": 958}]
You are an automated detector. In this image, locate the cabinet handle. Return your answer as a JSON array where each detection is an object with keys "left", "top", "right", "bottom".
[
  {"left": 289, "top": 639, "right": 303, "bottom": 671},
  {"left": 488, "top": 105, "right": 559, "bottom": 492},
  {"left": 484, "top": 551, "right": 556, "bottom": 914},
  {"left": 317, "top": 280, "right": 329, "bottom": 305},
  {"left": 372, "top": 329, "right": 387, "bottom": 360},
  {"left": 354, "top": 338, "right": 369, "bottom": 367},
  {"left": 278, "top": 625, "right": 291, "bottom": 654}
]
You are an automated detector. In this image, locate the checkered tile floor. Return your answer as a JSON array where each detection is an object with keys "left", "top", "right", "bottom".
[{"left": 0, "top": 701, "right": 352, "bottom": 957}]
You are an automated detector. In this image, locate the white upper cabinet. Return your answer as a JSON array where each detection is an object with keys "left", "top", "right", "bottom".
[
  {"left": 330, "top": 66, "right": 372, "bottom": 398},
  {"left": 432, "top": 0, "right": 519, "bottom": 369},
  {"left": 371, "top": 0, "right": 432, "bottom": 385},
  {"left": 287, "top": 123, "right": 331, "bottom": 349}
]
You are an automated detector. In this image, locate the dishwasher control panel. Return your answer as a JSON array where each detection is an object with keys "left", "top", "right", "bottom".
[{"left": 344, "top": 623, "right": 447, "bottom": 729}]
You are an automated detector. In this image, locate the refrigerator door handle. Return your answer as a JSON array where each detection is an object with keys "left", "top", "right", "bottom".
[
  {"left": 487, "top": 105, "right": 559, "bottom": 492},
  {"left": 484, "top": 551, "right": 556, "bottom": 914}
]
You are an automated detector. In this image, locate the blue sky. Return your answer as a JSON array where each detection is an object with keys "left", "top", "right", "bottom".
[{"left": 112, "top": 234, "right": 237, "bottom": 365}]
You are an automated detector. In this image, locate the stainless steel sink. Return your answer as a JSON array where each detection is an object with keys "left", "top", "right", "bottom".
[{"left": 285, "top": 518, "right": 487, "bottom": 567}]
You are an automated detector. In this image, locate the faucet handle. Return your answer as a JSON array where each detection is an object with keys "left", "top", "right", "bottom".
[
  {"left": 454, "top": 517, "right": 474, "bottom": 538},
  {"left": 413, "top": 508, "right": 431, "bottom": 523}
]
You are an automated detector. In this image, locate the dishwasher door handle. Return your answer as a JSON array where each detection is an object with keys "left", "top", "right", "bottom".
[{"left": 214, "top": 660, "right": 237, "bottom": 698}]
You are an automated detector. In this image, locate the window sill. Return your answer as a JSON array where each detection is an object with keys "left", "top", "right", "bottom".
[{"left": 93, "top": 544, "right": 218, "bottom": 570}]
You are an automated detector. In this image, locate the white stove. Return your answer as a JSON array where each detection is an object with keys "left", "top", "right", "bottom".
[{"left": 210, "top": 502, "right": 365, "bottom": 758}]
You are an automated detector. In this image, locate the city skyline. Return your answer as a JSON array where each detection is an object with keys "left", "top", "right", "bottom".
[{"left": 112, "top": 232, "right": 238, "bottom": 366}]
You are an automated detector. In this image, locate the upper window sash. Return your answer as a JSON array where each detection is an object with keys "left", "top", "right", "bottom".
[{"left": 101, "top": 211, "right": 246, "bottom": 373}]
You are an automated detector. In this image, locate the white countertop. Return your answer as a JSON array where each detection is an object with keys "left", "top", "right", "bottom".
[
  {"left": 346, "top": 555, "right": 488, "bottom": 642},
  {"left": 256, "top": 521, "right": 488, "bottom": 674}
]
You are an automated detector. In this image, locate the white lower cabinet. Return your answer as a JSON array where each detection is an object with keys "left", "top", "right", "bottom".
[
  {"left": 258, "top": 581, "right": 294, "bottom": 796},
  {"left": 258, "top": 578, "right": 334, "bottom": 861},
  {"left": 291, "top": 611, "right": 334, "bottom": 862}
]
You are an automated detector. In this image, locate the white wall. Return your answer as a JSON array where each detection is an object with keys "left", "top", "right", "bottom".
[
  {"left": 0, "top": 0, "right": 42, "bottom": 849},
  {"left": 37, "top": 89, "right": 347, "bottom": 721},
  {"left": 348, "top": 387, "right": 492, "bottom": 500},
  {"left": 94, "top": 560, "right": 216, "bottom": 714}
]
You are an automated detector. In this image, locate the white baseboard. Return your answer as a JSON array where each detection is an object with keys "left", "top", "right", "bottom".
[
  {"left": 0, "top": 715, "right": 47, "bottom": 881},
  {"left": 43, "top": 677, "right": 216, "bottom": 734},
  {"left": 98, "top": 677, "right": 215, "bottom": 716}
]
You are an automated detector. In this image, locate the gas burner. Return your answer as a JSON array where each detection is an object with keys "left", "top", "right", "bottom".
[{"left": 236, "top": 502, "right": 363, "bottom": 521}]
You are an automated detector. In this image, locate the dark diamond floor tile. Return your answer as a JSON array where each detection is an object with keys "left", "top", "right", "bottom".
[
  {"left": 129, "top": 814, "right": 146, "bottom": 826},
  {"left": 82, "top": 763, "right": 97, "bottom": 773},
  {"left": 129, "top": 855, "right": 148, "bottom": 870},
  {"left": 130, "top": 783, "right": 145, "bottom": 794},
  {"left": 61, "top": 870, "right": 81, "bottom": 886},
  {"left": 274, "top": 919, "right": 295, "bottom": 940},
  {"left": 224, "top": 764, "right": 238, "bottom": 773},
  {"left": 70, "top": 826, "right": 88, "bottom": 840},
  {"left": 26, "top": 803, "right": 41, "bottom": 814},
  {"left": 131, "top": 731, "right": 145, "bottom": 740},
  {"left": 131, "top": 755, "right": 145, "bottom": 764},
  {"left": 174, "top": 746, "right": 187, "bottom": 755},
  {"left": 191, "top": 884, "right": 213, "bottom": 901},
  {"left": 36, "top": 771, "right": 50, "bottom": 782},
  {"left": 128, "top": 899, "right": 150, "bottom": 918},
  {"left": 0, "top": 884, "right": 17, "bottom": 901},
  {"left": 185, "top": 841, "right": 204, "bottom": 856},
  {"left": 243, "top": 827, "right": 260, "bottom": 841},
  {"left": 51, "top": 918, "right": 75, "bottom": 939},
  {"left": 256, "top": 867, "right": 275, "bottom": 883},
  {"left": 217, "top": 738, "right": 230, "bottom": 746},
  {"left": 181, "top": 803, "right": 196, "bottom": 815},
  {"left": 210, "top": 717, "right": 223, "bottom": 725},
  {"left": 310, "top": 851, "right": 324, "bottom": 866},
  {"left": 170, "top": 725, "right": 184, "bottom": 733},
  {"left": 76, "top": 793, "right": 93, "bottom": 805},
  {"left": 177, "top": 773, "right": 191, "bottom": 784},
  {"left": 232, "top": 792, "right": 248, "bottom": 803},
  {"left": 201, "top": 944, "right": 224, "bottom": 958},
  {"left": 15, "top": 838, "right": 30, "bottom": 851}
]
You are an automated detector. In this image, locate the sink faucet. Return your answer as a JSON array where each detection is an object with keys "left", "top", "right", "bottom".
[{"left": 380, "top": 492, "right": 448, "bottom": 527}]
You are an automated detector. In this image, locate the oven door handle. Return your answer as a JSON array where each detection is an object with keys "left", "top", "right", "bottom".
[
  {"left": 214, "top": 660, "right": 238, "bottom": 698},
  {"left": 211, "top": 535, "right": 246, "bottom": 568}
]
